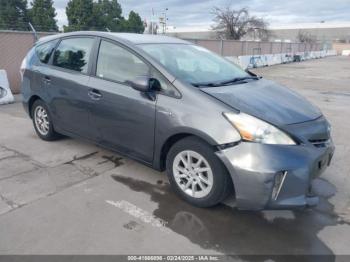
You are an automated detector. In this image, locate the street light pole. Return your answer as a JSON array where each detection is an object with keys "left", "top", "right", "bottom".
[
  {"left": 160, "top": 8, "right": 168, "bottom": 34},
  {"left": 164, "top": 8, "right": 168, "bottom": 34}
]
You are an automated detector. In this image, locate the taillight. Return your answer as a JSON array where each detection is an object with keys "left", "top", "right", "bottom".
[{"left": 20, "top": 56, "right": 27, "bottom": 81}]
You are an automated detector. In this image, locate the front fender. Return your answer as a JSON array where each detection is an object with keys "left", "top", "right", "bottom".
[{"left": 153, "top": 84, "right": 241, "bottom": 170}]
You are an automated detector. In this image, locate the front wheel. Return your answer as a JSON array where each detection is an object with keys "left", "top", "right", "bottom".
[{"left": 166, "top": 136, "right": 233, "bottom": 207}]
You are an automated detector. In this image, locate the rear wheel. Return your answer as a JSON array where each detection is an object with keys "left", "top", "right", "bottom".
[
  {"left": 166, "top": 136, "right": 233, "bottom": 207},
  {"left": 31, "top": 100, "right": 60, "bottom": 141}
]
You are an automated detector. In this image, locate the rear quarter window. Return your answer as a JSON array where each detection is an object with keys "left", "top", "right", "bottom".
[
  {"left": 52, "top": 37, "right": 95, "bottom": 74},
  {"left": 35, "top": 40, "right": 58, "bottom": 64}
]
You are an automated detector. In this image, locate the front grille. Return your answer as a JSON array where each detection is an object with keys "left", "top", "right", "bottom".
[
  {"left": 309, "top": 138, "right": 330, "bottom": 148},
  {"left": 286, "top": 116, "right": 331, "bottom": 147}
]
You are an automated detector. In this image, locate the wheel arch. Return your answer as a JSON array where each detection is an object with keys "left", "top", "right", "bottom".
[
  {"left": 28, "top": 95, "right": 42, "bottom": 118},
  {"left": 156, "top": 128, "right": 219, "bottom": 172},
  {"left": 160, "top": 133, "right": 236, "bottom": 206}
]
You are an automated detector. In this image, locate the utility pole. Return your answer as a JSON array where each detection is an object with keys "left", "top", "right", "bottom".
[
  {"left": 164, "top": 8, "right": 168, "bottom": 34},
  {"left": 159, "top": 8, "right": 168, "bottom": 34},
  {"left": 151, "top": 8, "right": 155, "bottom": 35}
]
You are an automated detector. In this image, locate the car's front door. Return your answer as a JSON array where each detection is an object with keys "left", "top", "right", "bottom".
[
  {"left": 88, "top": 39, "right": 156, "bottom": 163},
  {"left": 46, "top": 37, "right": 97, "bottom": 139}
]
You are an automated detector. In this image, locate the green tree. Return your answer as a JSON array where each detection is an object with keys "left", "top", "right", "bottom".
[
  {"left": 63, "top": 0, "right": 144, "bottom": 33},
  {"left": 64, "top": 0, "right": 94, "bottom": 32},
  {"left": 0, "top": 0, "right": 29, "bottom": 30},
  {"left": 29, "top": 0, "right": 58, "bottom": 31},
  {"left": 124, "top": 11, "right": 144, "bottom": 33},
  {"left": 92, "top": 0, "right": 124, "bottom": 31}
]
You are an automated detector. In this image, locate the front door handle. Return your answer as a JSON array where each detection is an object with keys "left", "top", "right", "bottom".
[{"left": 88, "top": 89, "right": 102, "bottom": 100}]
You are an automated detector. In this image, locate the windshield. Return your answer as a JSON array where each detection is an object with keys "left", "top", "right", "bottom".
[{"left": 139, "top": 43, "right": 250, "bottom": 86}]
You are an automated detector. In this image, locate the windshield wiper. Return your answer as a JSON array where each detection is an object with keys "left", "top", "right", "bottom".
[
  {"left": 191, "top": 82, "right": 222, "bottom": 87},
  {"left": 219, "top": 76, "right": 260, "bottom": 86},
  {"left": 192, "top": 76, "right": 261, "bottom": 88}
]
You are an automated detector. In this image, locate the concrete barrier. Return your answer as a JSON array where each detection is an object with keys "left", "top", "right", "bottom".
[
  {"left": 0, "top": 70, "right": 14, "bottom": 105},
  {"left": 228, "top": 50, "right": 337, "bottom": 70},
  {"left": 265, "top": 54, "right": 282, "bottom": 66},
  {"left": 326, "top": 50, "right": 337, "bottom": 56}
]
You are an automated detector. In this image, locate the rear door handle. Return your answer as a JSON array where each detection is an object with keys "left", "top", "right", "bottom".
[
  {"left": 43, "top": 75, "right": 51, "bottom": 84},
  {"left": 88, "top": 89, "right": 102, "bottom": 100}
]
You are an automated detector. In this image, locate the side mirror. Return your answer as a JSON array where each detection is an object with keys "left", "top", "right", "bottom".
[{"left": 126, "top": 76, "right": 151, "bottom": 93}]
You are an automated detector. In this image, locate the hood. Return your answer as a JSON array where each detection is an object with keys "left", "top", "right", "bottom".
[{"left": 200, "top": 78, "right": 321, "bottom": 126}]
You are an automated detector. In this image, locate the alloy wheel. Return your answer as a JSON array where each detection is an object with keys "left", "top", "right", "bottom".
[
  {"left": 172, "top": 150, "right": 214, "bottom": 198},
  {"left": 34, "top": 105, "right": 50, "bottom": 136}
]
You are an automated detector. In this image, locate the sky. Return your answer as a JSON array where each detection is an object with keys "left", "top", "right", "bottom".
[{"left": 53, "top": 0, "right": 350, "bottom": 31}]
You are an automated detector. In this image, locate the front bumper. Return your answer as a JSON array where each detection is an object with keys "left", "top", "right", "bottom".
[{"left": 216, "top": 140, "right": 335, "bottom": 210}]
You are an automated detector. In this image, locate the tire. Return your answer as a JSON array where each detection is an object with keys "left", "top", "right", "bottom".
[
  {"left": 31, "top": 99, "right": 61, "bottom": 141},
  {"left": 166, "top": 136, "right": 233, "bottom": 207}
]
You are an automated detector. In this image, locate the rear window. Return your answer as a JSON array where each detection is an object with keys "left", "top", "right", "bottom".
[
  {"left": 53, "top": 37, "right": 94, "bottom": 74},
  {"left": 35, "top": 40, "right": 58, "bottom": 64}
]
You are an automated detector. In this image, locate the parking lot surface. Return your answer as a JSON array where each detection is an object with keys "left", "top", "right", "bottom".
[{"left": 0, "top": 56, "right": 349, "bottom": 257}]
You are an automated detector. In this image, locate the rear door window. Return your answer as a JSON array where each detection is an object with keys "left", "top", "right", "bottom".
[
  {"left": 35, "top": 40, "right": 58, "bottom": 64},
  {"left": 52, "top": 37, "right": 94, "bottom": 74}
]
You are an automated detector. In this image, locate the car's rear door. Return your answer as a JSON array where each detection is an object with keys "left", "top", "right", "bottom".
[
  {"left": 88, "top": 39, "right": 156, "bottom": 163},
  {"left": 29, "top": 39, "right": 59, "bottom": 96},
  {"left": 44, "top": 36, "right": 98, "bottom": 139}
]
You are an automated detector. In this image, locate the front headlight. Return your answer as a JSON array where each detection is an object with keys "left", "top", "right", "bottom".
[{"left": 223, "top": 112, "right": 296, "bottom": 145}]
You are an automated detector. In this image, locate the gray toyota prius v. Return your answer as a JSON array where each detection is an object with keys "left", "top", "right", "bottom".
[{"left": 20, "top": 32, "right": 335, "bottom": 210}]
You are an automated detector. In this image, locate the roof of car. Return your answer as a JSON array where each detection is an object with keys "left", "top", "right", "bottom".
[{"left": 37, "top": 31, "right": 191, "bottom": 45}]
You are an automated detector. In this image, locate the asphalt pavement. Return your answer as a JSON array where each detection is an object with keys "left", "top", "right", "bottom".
[{"left": 0, "top": 56, "right": 349, "bottom": 258}]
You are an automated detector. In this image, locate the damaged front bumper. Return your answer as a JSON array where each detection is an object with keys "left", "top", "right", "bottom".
[{"left": 216, "top": 140, "right": 335, "bottom": 210}]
